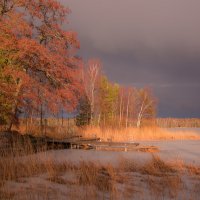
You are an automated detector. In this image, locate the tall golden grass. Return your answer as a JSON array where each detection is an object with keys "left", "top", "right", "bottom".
[
  {"left": 12, "top": 123, "right": 78, "bottom": 139},
  {"left": 157, "top": 118, "right": 200, "bottom": 128},
  {"left": 4, "top": 117, "right": 200, "bottom": 141},
  {"left": 1, "top": 118, "right": 78, "bottom": 139},
  {"left": 81, "top": 126, "right": 200, "bottom": 142},
  {"left": 1, "top": 143, "right": 200, "bottom": 200},
  {"left": 13, "top": 124, "right": 200, "bottom": 141}
]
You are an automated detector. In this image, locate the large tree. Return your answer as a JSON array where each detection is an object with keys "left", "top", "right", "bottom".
[{"left": 0, "top": 0, "right": 81, "bottom": 130}]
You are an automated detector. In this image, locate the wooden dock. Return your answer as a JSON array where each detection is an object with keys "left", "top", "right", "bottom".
[
  {"left": 0, "top": 131, "right": 159, "bottom": 154},
  {"left": 42, "top": 138, "right": 158, "bottom": 152}
]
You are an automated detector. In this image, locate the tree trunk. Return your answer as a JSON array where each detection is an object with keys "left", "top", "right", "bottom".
[
  {"left": 90, "top": 83, "right": 95, "bottom": 125},
  {"left": 40, "top": 103, "right": 43, "bottom": 135},
  {"left": 8, "top": 79, "right": 22, "bottom": 131},
  {"left": 126, "top": 91, "right": 130, "bottom": 129},
  {"left": 98, "top": 113, "right": 101, "bottom": 127},
  {"left": 137, "top": 101, "right": 144, "bottom": 128},
  {"left": 8, "top": 106, "right": 18, "bottom": 131},
  {"left": 121, "top": 98, "right": 125, "bottom": 127},
  {"left": 62, "top": 109, "right": 64, "bottom": 126},
  {"left": 119, "top": 93, "right": 123, "bottom": 127},
  {"left": 136, "top": 114, "right": 142, "bottom": 128}
]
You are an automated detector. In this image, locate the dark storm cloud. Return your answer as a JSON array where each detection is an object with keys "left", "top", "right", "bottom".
[{"left": 60, "top": 0, "right": 200, "bottom": 117}]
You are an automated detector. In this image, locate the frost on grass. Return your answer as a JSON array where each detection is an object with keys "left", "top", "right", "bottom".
[{"left": 1, "top": 151, "right": 200, "bottom": 200}]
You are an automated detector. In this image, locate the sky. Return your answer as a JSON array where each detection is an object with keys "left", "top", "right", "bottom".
[{"left": 60, "top": 0, "right": 200, "bottom": 117}]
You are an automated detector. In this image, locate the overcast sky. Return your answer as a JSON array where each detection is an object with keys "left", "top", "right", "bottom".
[{"left": 60, "top": 0, "right": 200, "bottom": 117}]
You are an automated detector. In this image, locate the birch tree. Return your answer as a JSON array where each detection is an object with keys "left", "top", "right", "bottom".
[
  {"left": 82, "top": 59, "right": 101, "bottom": 124},
  {"left": 135, "top": 88, "right": 156, "bottom": 127}
]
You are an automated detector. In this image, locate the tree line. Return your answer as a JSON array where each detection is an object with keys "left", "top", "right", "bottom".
[{"left": 76, "top": 59, "right": 156, "bottom": 128}]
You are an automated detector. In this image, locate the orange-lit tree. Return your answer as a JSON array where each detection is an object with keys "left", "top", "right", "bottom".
[
  {"left": 82, "top": 59, "right": 102, "bottom": 124},
  {"left": 135, "top": 88, "right": 156, "bottom": 127},
  {"left": 0, "top": 0, "right": 81, "bottom": 131}
]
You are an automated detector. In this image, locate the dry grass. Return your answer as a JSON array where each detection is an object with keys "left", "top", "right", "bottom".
[
  {"left": 0, "top": 136, "right": 200, "bottom": 199},
  {"left": 7, "top": 118, "right": 200, "bottom": 141},
  {"left": 146, "top": 174, "right": 183, "bottom": 199},
  {"left": 0, "top": 157, "right": 121, "bottom": 199},
  {"left": 77, "top": 162, "right": 119, "bottom": 193},
  {"left": 140, "top": 154, "right": 177, "bottom": 176},
  {"left": 81, "top": 126, "right": 200, "bottom": 142},
  {"left": 157, "top": 118, "right": 200, "bottom": 128},
  {"left": 0, "top": 190, "right": 15, "bottom": 200},
  {"left": 12, "top": 118, "right": 78, "bottom": 139},
  {"left": 0, "top": 153, "right": 200, "bottom": 200},
  {"left": 119, "top": 154, "right": 177, "bottom": 176},
  {"left": 119, "top": 155, "right": 187, "bottom": 199},
  {"left": 16, "top": 124, "right": 78, "bottom": 139},
  {"left": 186, "top": 164, "right": 200, "bottom": 176}
]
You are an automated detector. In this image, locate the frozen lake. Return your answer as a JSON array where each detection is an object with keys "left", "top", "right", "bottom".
[
  {"left": 32, "top": 128, "right": 200, "bottom": 166},
  {"left": 1, "top": 127, "right": 198, "bottom": 165},
  {"left": 39, "top": 140, "right": 199, "bottom": 164}
]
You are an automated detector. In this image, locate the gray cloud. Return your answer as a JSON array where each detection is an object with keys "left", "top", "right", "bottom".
[
  {"left": 64, "top": 0, "right": 200, "bottom": 55},
  {"left": 60, "top": 0, "right": 200, "bottom": 117}
]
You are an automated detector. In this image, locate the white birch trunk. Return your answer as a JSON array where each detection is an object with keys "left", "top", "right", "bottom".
[{"left": 125, "top": 91, "right": 130, "bottom": 129}]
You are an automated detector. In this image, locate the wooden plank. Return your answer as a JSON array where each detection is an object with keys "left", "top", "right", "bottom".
[
  {"left": 0, "top": 131, "right": 158, "bottom": 153},
  {"left": 62, "top": 137, "right": 101, "bottom": 143},
  {"left": 92, "top": 144, "right": 158, "bottom": 152},
  {"left": 71, "top": 141, "right": 139, "bottom": 147}
]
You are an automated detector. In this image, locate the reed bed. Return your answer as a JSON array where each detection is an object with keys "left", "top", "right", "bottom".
[{"left": 81, "top": 126, "right": 200, "bottom": 142}]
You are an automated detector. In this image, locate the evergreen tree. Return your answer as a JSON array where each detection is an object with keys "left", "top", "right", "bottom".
[{"left": 76, "top": 96, "right": 91, "bottom": 127}]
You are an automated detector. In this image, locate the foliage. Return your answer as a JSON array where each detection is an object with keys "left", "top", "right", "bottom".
[
  {"left": 82, "top": 59, "right": 101, "bottom": 123},
  {"left": 76, "top": 95, "right": 91, "bottom": 127},
  {"left": 135, "top": 88, "right": 156, "bottom": 127},
  {"left": 0, "top": 0, "right": 157, "bottom": 130},
  {"left": 81, "top": 63, "right": 157, "bottom": 128},
  {"left": 98, "top": 76, "right": 119, "bottom": 125},
  {"left": 0, "top": 0, "right": 81, "bottom": 127}
]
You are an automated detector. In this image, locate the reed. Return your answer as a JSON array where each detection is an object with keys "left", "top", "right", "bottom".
[{"left": 81, "top": 126, "right": 200, "bottom": 142}]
